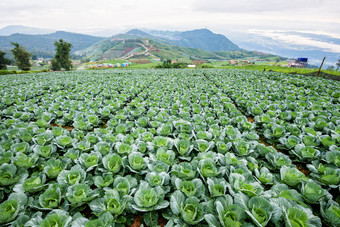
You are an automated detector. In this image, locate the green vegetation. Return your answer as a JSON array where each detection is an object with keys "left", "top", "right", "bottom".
[
  {"left": 155, "top": 59, "right": 188, "bottom": 68},
  {"left": 0, "top": 50, "right": 11, "bottom": 70},
  {"left": 221, "top": 64, "right": 340, "bottom": 76},
  {"left": 213, "top": 50, "right": 282, "bottom": 61},
  {"left": 0, "top": 69, "right": 49, "bottom": 76},
  {"left": 10, "top": 42, "right": 31, "bottom": 71},
  {"left": 0, "top": 69, "right": 339, "bottom": 226},
  {"left": 0, "top": 31, "right": 103, "bottom": 59},
  {"left": 127, "top": 62, "right": 160, "bottom": 69},
  {"left": 51, "top": 39, "right": 72, "bottom": 71},
  {"left": 174, "top": 28, "right": 240, "bottom": 52},
  {"left": 192, "top": 62, "right": 340, "bottom": 77}
]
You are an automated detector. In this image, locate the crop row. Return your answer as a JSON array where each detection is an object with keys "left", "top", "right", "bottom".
[{"left": 0, "top": 69, "right": 339, "bottom": 227}]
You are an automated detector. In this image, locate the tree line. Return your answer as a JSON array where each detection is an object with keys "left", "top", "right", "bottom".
[{"left": 0, "top": 39, "right": 73, "bottom": 71}]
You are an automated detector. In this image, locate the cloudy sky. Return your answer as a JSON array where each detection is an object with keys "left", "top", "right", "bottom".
[
  {"left": 1, "top": 0, "right": 339, "bottom": 32},
  {"left": 1, "top": 0, "right": 340, "bottom": 55}
]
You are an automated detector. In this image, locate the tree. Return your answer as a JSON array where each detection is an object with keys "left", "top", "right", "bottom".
[
  {"left": 336, "top": 59, "right": 340, "bottom": 71},
  {"left": 10, "top": 42, "right": 31, "bottom": 71},
  {"left": 52, "top": 39, "right": 72, "bottom": 71},
  {"left": 163, "top": 59, "right": 172, "bottom": 68},
  {"left": 155, "top": 59, "right": 172, "bottom": 68},
  {"left": 0, "top": 50, "right": 11, "bottom": 70},
  {"left": 51, "top": 58, "right": 61, "bottom": 71}
]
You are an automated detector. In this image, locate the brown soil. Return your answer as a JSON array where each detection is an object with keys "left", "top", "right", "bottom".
[
  {"left": 128, "top": 213, "right": 168, "bottom": 227},
  {"left": 293, "top": 162, "right": 311, "bottom": 176},
  {"left": 158, "top": 214, "right": 168, "bottom": 227},
  {"left": 50, "top": 123, "right": 74, "bottom": 132},
  {"left": 192, "top": 60, "right": 207, "bottom": 65},
  {"left": 129, "top": 215, "right": 142, "bottom": 227},
  {"left": 247, "top": 117, "right": 255, "bottom": 123},
  {"left": 121, "top": 47, "right": 135, "bottom": 57},
  {"left": 129, "top": 59, "right": 152, "bottom": 64}
]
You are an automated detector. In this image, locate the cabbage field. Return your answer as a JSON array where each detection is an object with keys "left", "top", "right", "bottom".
[{"left": 0, "top": 69, "right": 339, "bottom": 227}]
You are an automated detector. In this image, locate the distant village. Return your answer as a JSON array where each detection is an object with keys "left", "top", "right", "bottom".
[
  {"left": 30, "top": 56, "right": 309, "bottom": 70},
  {"left": 228, "top": 57, "right": 308, "bottom": 68},
  {"left": 32, "top": 58, "right": 80, "bottom": 67}
]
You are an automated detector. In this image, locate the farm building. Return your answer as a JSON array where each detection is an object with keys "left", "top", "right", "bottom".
[{"left": 288, "top": 58, "right": 308, "bottom": 68}]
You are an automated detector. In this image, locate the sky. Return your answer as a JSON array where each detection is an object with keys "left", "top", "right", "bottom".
[
  {"left": 1, "top": 0, "right": 339, "bottom": 33},
  {"left": 1, "top": 0, "right": 340, "bottom": 57}
]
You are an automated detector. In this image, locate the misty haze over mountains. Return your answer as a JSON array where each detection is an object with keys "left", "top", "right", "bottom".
[{"left": 0, "top": 25, "right": 339, "bottom": 66}]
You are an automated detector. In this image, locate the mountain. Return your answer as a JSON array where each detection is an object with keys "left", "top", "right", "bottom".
[
  {"left": 125, "top": 29, "right": 154, "bottom": 38},
  {"left": 143, "top": 29, "right": 181, "bottom": 40},
  {"left": 80, "top": 34, "right": 277, "bottom": 62},
  {"left": 124, "top": 28, "right": 240, "bottom": 52},
  {"left": 0, "top": 31, "right": 104, "bottom": 58},
  {"left": 175, "top": 29, "right": 240, "bottom": 52},
  {"left": 0, "top": 25, "right": 55, "bottom": 36},
  {"left": 79, "top": 37, "right": 224, "bottom": 61}
]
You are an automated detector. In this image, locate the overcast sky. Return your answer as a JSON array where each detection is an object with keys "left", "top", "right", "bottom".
[
  {"left": 1, "top": 0, "right": 340, "bottom": 52},
  {"left": 1, "top": 0, "right": 339, "bottom": 31}
]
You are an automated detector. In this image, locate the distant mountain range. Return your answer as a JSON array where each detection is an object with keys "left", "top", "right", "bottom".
[
  {"left": 126, "top": 28, "right": 240, "bottom": 52},
  {"left": 79, "top": 30, "right": 277, "bottom": 62},
  {"left": 1, "top": 25, "right": 339, "bottom": 66},
  {"left": 0, "top": 26, "right": 242, "bottom": 60},
  {"left": 0, "top": 25, "right": 56, "bottom": 36},
  {"left": 0, "top": 31, "right": 104, "bottom": 58}
]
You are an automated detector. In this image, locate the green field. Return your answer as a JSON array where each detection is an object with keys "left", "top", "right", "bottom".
[
  {"left": 199, "top": 61, "right": 340, "bottom": 76},
  {"left": 81, "top": 60, "right": 340, "bottom": 78},
  {"left": 0, "top": 69, "right": 339, "bottom": 226},
  {"left": 218, "top": 64, "right": 340, "bottom": 76}
]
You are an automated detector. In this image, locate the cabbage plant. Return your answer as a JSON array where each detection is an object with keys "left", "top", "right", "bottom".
[
  {"left": 0, "top": 192, "right": 28, "bottom": 224},
  {"left": 174, "top": 177, "right": 204, "bottom": 198},
  {"left": 320, "top": 199, "right": 340, "bottom": 226},
  {"left": 0, "top": 163, "right": 28, "bottom": 186},
  {"left": 280, "top": 166, "right": 308, "bottom": 187},
  {"left": 132, "top": 181, "right": 169, "bottom": 212},
  {"left": 66, "top": 183, "right": 99, "bottom": 207},
  {"left": 234, "top": 193, "right": 274, "bottom": 226},
  {"left": 170, "top": 190, "right": 205, "bottom": 225},
  {"left": 205, "top": 195, "right": 247, "bottom": 227},
  {"left": 102, "top": 153, "right": 123, "bottom": 173},
  {"left": 38, "top": 186, "right": 63, "bottom": 209},
  {"left": 57, "top": 165, "right": 86, "bottom": 185}
]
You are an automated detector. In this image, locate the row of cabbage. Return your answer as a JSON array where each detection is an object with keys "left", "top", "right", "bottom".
[
  {"left": 0, "top": 69, "right": 339, "bottom": 227},
  {"left": 205, "top": 70, "right": 339, "bottom": 185}
]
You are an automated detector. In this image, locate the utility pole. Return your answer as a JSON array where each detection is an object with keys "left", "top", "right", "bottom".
[{"left": 317, "top": 57, "right": 326, "bottom": 77}]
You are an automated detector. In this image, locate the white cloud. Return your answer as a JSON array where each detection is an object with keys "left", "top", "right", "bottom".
[
  {"left": 193, "top": 0, "right": 339, "bottom": 14},
  {"left": 0, "top": 0, "right": 340, "bottom": 39},
  {"left": 247, "top": 29, "right": 340, "bottom": 53}
]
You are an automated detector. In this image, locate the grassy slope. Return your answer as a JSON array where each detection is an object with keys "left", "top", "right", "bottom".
[
  {"left": 215, "top": 64, "right": 340, "bottom": 76},
  {"left": 213, "top": 50, "right": 281, "bottom": 60},
  {"left": 84, "top": 38, "right": 226, "bottom": 62},
  {"left": 108, "top": 61, "right": 340, "bottom": 77}
]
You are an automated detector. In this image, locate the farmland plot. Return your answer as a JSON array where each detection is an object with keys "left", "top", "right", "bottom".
[{"left": 0, "top": 69, "right": 339, "bottom": 227}]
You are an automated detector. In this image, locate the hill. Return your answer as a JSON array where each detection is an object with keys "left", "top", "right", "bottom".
[
  {"left": 0, "top": 31, "right": 104, "bottom": 58},
  {"left": 79, "top": 37, "right": 227, "bottom": 61},
  {"left": 124, "top": 28, "right": 240, "bottom": 52},
  {"left": 0, "top": 25, "right": 55, "bottom": 36},
  {"left": 80, "top": 35, "right": 276, "bottom": 62},
  {"left": 125, "top": 29, "right": 154, "bottom": 38},
  {"left": 174, "top": 29, "right": 240, "bottom": 51}
]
